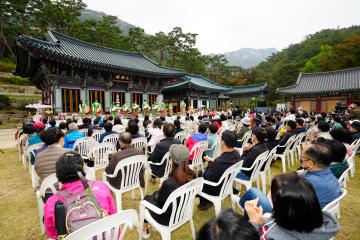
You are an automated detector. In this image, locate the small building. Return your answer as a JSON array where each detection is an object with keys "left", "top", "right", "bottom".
[
  {"left": 227, "top": 83, "right": 268, "bottom": 107},
  {"left": 277, "top": 67, "right": 360, "bottom": 112},
  {"left": 15, "top": 29, "right": 185, "bottom": 113},
  {"left": 162, "top": 75, "right": 231, "bottom": 112}
]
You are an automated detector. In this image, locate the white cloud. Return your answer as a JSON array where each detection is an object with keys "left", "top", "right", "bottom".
[{"left": 83, "top": 0, "right": 360, "bottom": 54}]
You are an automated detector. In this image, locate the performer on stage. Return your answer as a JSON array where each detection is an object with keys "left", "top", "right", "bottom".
[
  {"left": 79, "top": 100, "right": 85, "bottom": 118},
  {"left": 143, "top": 100, "right": 151, "bottom": 116},
  {"left": 122, "top": 102, "right": 130, "bottom": 117},
  {"left": 160, "top": 101, "right": 166, "bottom": 117},
  {"left": 151, "top": 101, "right": 158, "bottom": 117},
  {"left": 180, "top": 100, "right": 186, "bottom": 114},
  {"left": 91, "top": 100, "right": 102, "bottom": 117},
  {"left": 110, "top": 102, "right": 117, "bottom": 118},
  {"left": 168, "top": 102, "right": 173, "bottom": 117},
  {"left": 132, "top": 102, "right": 140, "bottom": 117}
]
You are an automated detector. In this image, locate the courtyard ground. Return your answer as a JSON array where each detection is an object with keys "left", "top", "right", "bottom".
[{"left": 0, "top": 147, "right": 359, "bottom": 239}]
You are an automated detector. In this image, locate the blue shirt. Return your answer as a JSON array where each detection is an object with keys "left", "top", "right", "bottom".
[
  {"left": 99, "top": 131, "right": 117, "bottom": 143},
  {"left": 304, "top": 168, "right": 342, "bottom": 208},
  {"left": 28, "top": 134, "right": 43, "bottom": 146},
  {"left": 64, "top": 131, "right": 85, "bottom": 149}
]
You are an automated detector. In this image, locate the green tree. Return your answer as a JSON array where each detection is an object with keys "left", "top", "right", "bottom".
[{"left": 301, "top": 45, "right": 341, "bottom": 72}]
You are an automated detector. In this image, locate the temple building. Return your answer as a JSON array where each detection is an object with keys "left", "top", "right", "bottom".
[
  {"left": 15, "top": 29, "right": 185, "bottom": 113},
  {"left": 14, "top": 29, "right": 271, "bottom": 113},
  {"left": 277, "top": 67, "right": 360, "bottom": 112},
  {"left": 227, "top": 83, "right": 268, "bottom": 107},
  {"left": 162, "top": 74, "right": 231, "bottom": 112}
]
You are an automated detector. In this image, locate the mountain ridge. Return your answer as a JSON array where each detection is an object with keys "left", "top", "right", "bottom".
[{"left": 213, "top": 48, "right": 277, "bottom": 68}]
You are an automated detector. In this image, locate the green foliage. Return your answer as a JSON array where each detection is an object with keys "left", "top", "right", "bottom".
[
  {"left": 0, "top": 95, "right": 11, "bottom": 109},
  {"left": 254, "top": 26, "right": 360, "bottom": 89},
  {"left": 0, "top": 75, "right": 31, "bottom": 85},
  {"left": 0, "top": 58, "right": 16, "bottom": 72}
]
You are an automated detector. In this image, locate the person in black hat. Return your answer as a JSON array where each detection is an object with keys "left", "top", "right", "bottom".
[{"left": 349, "top": 121, "right": 360, "bottom": 142}]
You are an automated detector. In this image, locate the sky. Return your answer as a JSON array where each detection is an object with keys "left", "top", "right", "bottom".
[{"left": 83, "top": 0, "right": 360, "bottom": 54}]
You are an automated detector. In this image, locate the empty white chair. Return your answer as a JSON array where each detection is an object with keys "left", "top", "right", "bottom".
[
  {"left": 36, "top": 173, "right": 58, "bottom": 234},
  {"left": 72, "top": 137, "right": 97, "bottom": 157},
  {"left": 87, "top": 142, "right": 115, "bottom": 180},
  {"left": 234, "top": 150, "right": 269, "bottom": 191},
  {"left": 102, "top": 133, "right": 119, "bottom": 148},
  {"left": 259, "top": 147, "right": 277, "bottom": 194},
  {"left": 103, "top": 155, "right": 147, "bottom": 211},
  {"left": 274, "top": 135, "right": 296, "bottom": 173},
  {"left": 323, "top": 188, "right": 347, "bottom": 219},
  {"left": 92, "top": 130, "right": 105, "bottom": 142},
  {"left": 140, "top": 178, "right": 204, "bottom": 240},
  {"left": 338, "top": 167, "right": 351, "bottom": 188},
  {"left": 64, "top": 209, "right": 139, "bottom": 240},
  {"left": 189, "top": 140, "right": 208, "bottom": 172},
  {"left": 198, "top": 161, "right": 243, "bottom": 216}
]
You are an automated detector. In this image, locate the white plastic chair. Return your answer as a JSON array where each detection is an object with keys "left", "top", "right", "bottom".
[
  {"left": 206, "top": 137, "right": 221, "bottom": 159},
  {"left": 189, "top": 140, "right": 208, "bottom": 172},
  {"left": 289, "top": 135, "right": 301, "bottom": 166},
  {"left": 113, "top": 124, "right": 126, "bottom": 134},
  {"left": 102, "top": 133, "right": 119, "bottom": 148},
  {"left": 131, "top": 137, "right": 148, "bottom": 155},
  {"left": 174, "top": 131, "right": 187, "bottom": 143},
  {"left": 259, "top": 147, "right": 277, "bottom": 194},
  {"left": 103, "top": 155, "right": 147, "bottom": 211},
  {"left": 241, "top": 130, "right": 252, "bottom": 147},
  {"left": 72, "top": 137, "right": 97, "bottom": 157},
  {"left": 79, "top": 128, "right": 88, "bottom": 136},
  {"left": 36, "top": 173, "right": 58, "bottom": 235},
  {"left": 323, "top": 188, "right": 347, "bottom": 219},
  {"left": 350, "top": 138, "right": 360, "bottom": 152},
  {"left": 274, "top": 135, "right": 296, "bottom": 173},
  {"left": 27, "top": 142, "right": 45, "bottom": 174},
  {"left": 92, "top": 130, "right": 105, "bottom": 142},
  {"left": 338, "top": 167, "right": 351, "bottom": 188},
  {"left": 64, "top": 209, "right": 139, "bottom": 240},
  {"left": 198, "top": 161, "right": 243, "bottom": 216},
  {"left": 296, "top": 132, "right": 307, "bottom": 157},
  {"left": 87, "top": 142, "right": 115, "bottom": 180},
  {"left": 346, "top": 151, "right": 356, "bottom": 177},
  {"left": 148, "top": 152, "right": 172, "bottom": 183},
  {"left": 140, "top": 178, "right": 204, "bottom": 240},
  {"left": 234, "top": 150, "right": 269, "bottom": 191}
]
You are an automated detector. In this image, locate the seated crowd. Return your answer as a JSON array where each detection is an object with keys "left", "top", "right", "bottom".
[{"left": 17, "top": 101, "right": 360, "bottom": 239}]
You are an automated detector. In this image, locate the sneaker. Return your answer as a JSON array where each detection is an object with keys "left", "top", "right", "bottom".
[{"left": 143, "top": 230, "right": 151, "bottom": 239}]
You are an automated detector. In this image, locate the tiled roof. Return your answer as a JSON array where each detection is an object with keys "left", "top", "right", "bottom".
[
  {"left": 277, "top": 67, "right": 360, "bottom": 94},
  {"left": 15, "top": 29, "right": 185, "bottom": 78},
  {"left": 227, "top": 83, "right": 268, "bottom": 95},
  {"left": 163, "top": 75, "right": 231, "bottom": 92}
]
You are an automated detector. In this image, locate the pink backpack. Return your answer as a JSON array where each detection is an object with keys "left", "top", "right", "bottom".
[{"left": 57, "top": 182, "right": 105, "bottom": 234}]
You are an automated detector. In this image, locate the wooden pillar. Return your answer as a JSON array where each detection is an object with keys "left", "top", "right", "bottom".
[{"left": 316, "top": 95, "right": 321, "bottom": 113}]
